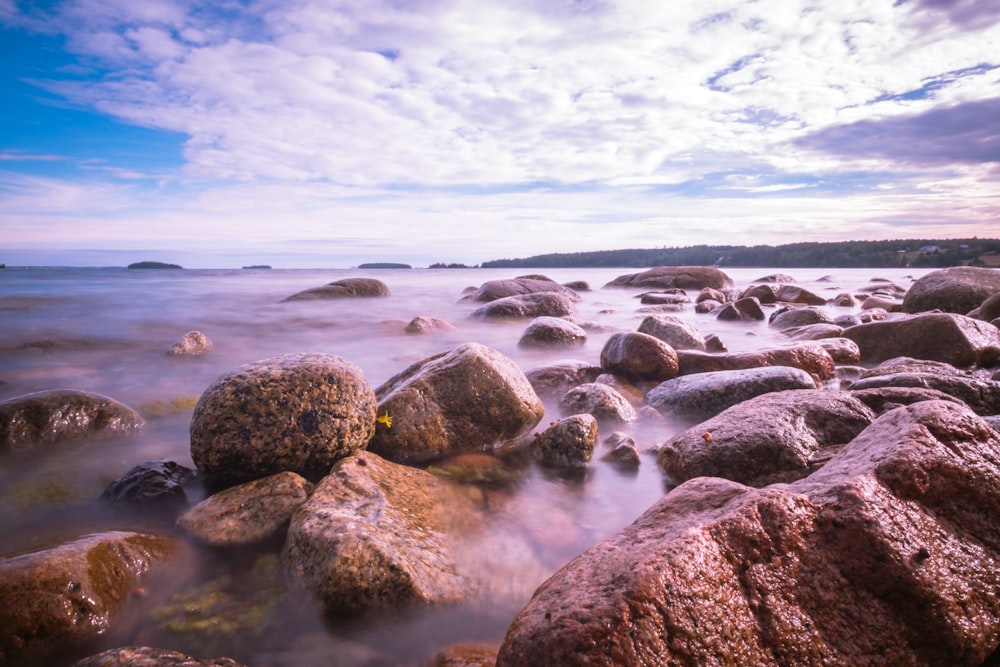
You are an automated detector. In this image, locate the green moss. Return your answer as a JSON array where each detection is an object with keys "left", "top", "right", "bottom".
[
  {"left": 7, "top": 477, "right": 86, "bottom": 508},
  {"left": 139, "top": 396, "right": 199, "bottom": 418}
]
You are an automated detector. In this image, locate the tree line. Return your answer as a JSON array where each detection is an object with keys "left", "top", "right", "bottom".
[{"left": 480, "top": 238, "right": 1000, "bottom": 269}]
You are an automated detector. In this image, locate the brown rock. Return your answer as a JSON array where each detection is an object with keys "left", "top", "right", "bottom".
[
  {"left": 283, "top": 277, "right": 390, "bottom": 301},
  {"left": 0, "top": 532, "right": 176, "bottom": 666},
  {"left": 167, "top": 330, "right": 213, "bottom": 356},
  {"left": 368, "top": 343, "right": 544, "bottom": 464},
  {"left": 716, "top": 296, "right": 766, "bottom": 321},
  {"left": 498, "top": 400, "right": 1000, "bottom": 666},
  {"left": 769, "top": 306, "right": 835, "bottom": 330},
  {"left": 636, "top": 314, "right": 707, "bottom": 351},
  {"left": 676, "top": 343, "right": 836, "bottom": 382},
  {"left": 524, "top": 361, "right": 603, "bottom": 400},
  {"left": 600, "top": 332, "right": 679, "bottom": 383},
  {"left": 0, "top": 389, "right": 144, "bottom": 454},
  {"left": 774, "top": 284, "right": 827, "bottom": 305},
  {"left": 558, "top": 383, "right": 637, "bottom": 425},
  {"left": 842, "top": 312, "right": 1000, "bottom": 367},
  {"left": 605, "top": 266, "right": 733, "bottom": 290},
  {"left": 530, "top": 414, "right": 598, "bottom": 468},
  {"left": 658, "top": 389, "right": 875, "bottom": 485},
  {"left": 424, "top": 643, "right": 499, "bottom": 667},
  {"left": 471, "top": 292, "right": 577, "bottom": 319},
  {"left": 471, "top": 277, "right": 580, "bottom": 303},
  {"left": 517, "top": 317, "right": 587, "bottom": 348},
  {"left": 902, "top": 266, "right": 1000, "bottom": 314},
  {"left": 189, "top": 353, "right": 376, "bottom": 484},
  {"left": 72, "top": 646, "right": 247, "bottom": 667}
]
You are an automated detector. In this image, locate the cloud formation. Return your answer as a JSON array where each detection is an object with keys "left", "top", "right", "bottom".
[{"left": 1, "top": 0, "right": 999, "bottom": 265}]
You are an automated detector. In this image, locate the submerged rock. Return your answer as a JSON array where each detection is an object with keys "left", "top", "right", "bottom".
[
  {"left": 282, "top": 277, "right": 390, "bottom": 301},
  {"left": 168, "top": 330, "right": 214, "bottom": 356},
  {"left": 676, "top": 343, "right": 836, "bottom": 382},
  {"left": 0, "top": 532, "right": 177, "bottom": 666},
  {"left": 471, "top": 277, "right": 580, "bottom": 303},
  {"left": 524, "top": 361, "right": 603, "bottom": 400},
  {"left": 100, "top": 459, "right": 199, "bottom": 516},
  {"left": 530, "top": 414, "right": 598, "bottom": 468},
  {"left": 499, "top": 401, "right": 1000, "bottom": 666},
  {"left": 0, "top": 389, "right": 144, "bottom": 453},
  {"left": 189, "top": 353, "right": 376, "bottom": 484},
  {"left": 517, "top": 316, "right": 587, "bottom": 348},
  {"left": 405, "top": 316, "right": 457, "bottom": 334},
  {"left": 558, "top": 383, "right": 637, "bottom": 425},
  {"left": 368, "top": 343, "right": 544, "bottom": 464},
  {"left": 605, "top": 266, "right": 733, "bottom": 290},
  {"left": 471, "top": 292, "right": 577, "bottom": 319}
]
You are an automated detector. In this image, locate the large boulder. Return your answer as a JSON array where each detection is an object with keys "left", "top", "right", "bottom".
[
  {"left": 176, "top": 472, "right": 313, "bottom": 548},
  {"left": 0, "top": 532, "right": 177, "bottom": 666},
  {"left": 676, "top": 343, "right": 836, "bottom": 382},
  {"left": 842, "top": 312, "right": 1000, "bottom": 367},
  {"left": 282, "top": 277, "right": 390, "bottom": 301},
  {"left": 189, "top": 353, "right": 376, "bottom": 484},
  {"left": 902, "top": 266, "right": 1000, "bottom": 314},
  {"left": 471, "top": 277, "right": 580, "bottom": 303},
  {"left": 471, "top": 292, "right": 577, "bottom": 319},
  {"left": 646, "top": 366, "right": 817, "bottom": 421},
  {"left": 605, "top": 266, "right": 733, "bottom": 290},
  {"left": 658, "top": 389, "right": 875, "bottom": 485},
  {"left": 0, "top": 389, "right": 144, "bottom": 454},
  {"left": 498, "top": 401, "right": 1000, "bottom": 666},
  {"left": 600, "top": 332, "right": 679, "bottom": 383},
  {"left": 284, "top": 450, "right": 542, "bottom": 613},
  {"left": 367, "top": 343, "right": 544, "bottom": 464}
]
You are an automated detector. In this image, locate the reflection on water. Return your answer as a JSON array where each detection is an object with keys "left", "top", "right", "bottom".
[{"left": 0, "top": 265, "right": 927, "bottom": 665}]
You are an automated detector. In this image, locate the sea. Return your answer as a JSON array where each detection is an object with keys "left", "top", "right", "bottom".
[{"left": 0, "top": 265, "right": 932, "bottom": 666}]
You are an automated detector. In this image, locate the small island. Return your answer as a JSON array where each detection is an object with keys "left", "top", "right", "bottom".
[
  {"left": 242, "top": 265, "right": 272, "bottom": 270},
  {"left": 127, "top": 261, "right": 183, "bottom": 269},
  {"left": 357, "top": 262, "right": 411, "bottom": 269}
]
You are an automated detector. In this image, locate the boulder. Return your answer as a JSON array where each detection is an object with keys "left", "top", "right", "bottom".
[
  {"left": 530, "top": 414, "right": 598, "bottom": 469},
  {"left": 189, "top": 353, "right": 376, "bottom": 484},
  {"left": 774, "top": 284, "right": 827, "bottom": 305},
  {"left": 600, "top": 332, "right": 679, "bottom": 383},
  {"left": 282, "top": 277, "right": 390, "bottom": 301},
  {"left": 72, "top": 646, "right": 247, "bottom": 667},
  {"left": 368, "top": 343, "right": 544, "bottom": 464},
  {"left": 524, "top": 361, "right": 603, "bottom": 400},
  {"left": 802, "top": 337, "right": 861, "bottom": 364},
  {"left": 176, "top": 472, "right": 313, "bottom": 548},
  {"left": 167, "top": 330, "right": 214, "bottom": 356},
  {"left": 658, "top": 389, "right": 875, "bottom": 486},
  {"left": 558, "top": 383, "right": 637, "bottom": 425},
  {"left": 676, "top": 343, "right": 836, "bottom": 382},
  {"left": 753, "top": 273, "right": 796, "bottom": 283},
  {"left": 424, "top": 643, "right": 499, "bottom": 667},
  {"left": 517, "top": 317, "right": 587, "bottom": 348},
  {"left": 471, "top": 277, "right": 580, "bottom": 303},
  {"left": 970, "top": 291, "right": 1000, "bottom": 322},
  {"left": 637, "top": 291, "right": 688, "bottom": 306},
  {"left": 636, "top": 314, "right": 707, "bottom": 351},
  {"left": 715, "top": 296, "right": 766, "bottom": 321},
  {"left": 769, "top": 306, "right": 836, "bottom": 330},
  {"left": 842, "top": 312, "right": 1000, "bottom": 367},
  {"left": 0, "top": 389, "right": 144, "bottom": 453},
  {"left": 100, "top": 459, "right": 200, "bottom": 516},
  {"left": 778, "top": 323, "right": 845, "bottom": 341},
  {"left": 499, "top": 401, "right": 1000, "bottom": 666},
  {"left": 605, "top": 266, "right": 733, "bottom": 290},
  {"left": 740, "top": 284, "right": 778, "bottom": 304},
  {"left": 846, "top": 370, "right": 1000, "bottom": 416},
  {"left": 471, "top": 292, "right": 577, "bottom": 319},
  {"left": 902, "top": 266, "right": 1000, "bottom": 314},
  {"left": 405, "top": 316, "right": 457, "bottom": 334},
  {"left": 850, "top": 385, "right": 966, "bottom": 414},
  {"left": 0, "top": 532, "right": 176, "bottom": 666},
  {"left": 646, "top": 366, "right": 817, "bottom": 421}
]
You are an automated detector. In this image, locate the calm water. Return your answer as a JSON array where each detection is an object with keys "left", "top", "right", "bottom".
[{"left": 0, "top": 265, "right": 929, "bottom": 665}]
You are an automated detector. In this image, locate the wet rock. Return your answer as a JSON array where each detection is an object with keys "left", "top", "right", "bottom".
[
  {"left": 861, "top": 294, "right": 901, "bottom": 311},
  {"left": 695, "top": 287, "right": 729, "bottom": 304},
  {"left": 774, "top": 284, "right": 827, "bottom": 305},
  {"left": 846, "top": 369, "right": 1000, "bottom": 416},
  {"left": 368, "top": 343, "right": 544, "bottom": 464},
  {"left": 168, "top": 330, "right": 214, "bottom": 356},
  {"left": 593, "top": 373, "right": 646, "bottom": 407},
  {"left": 72, "top": 646, "right": 247, "bottom": 667},
  {"left": 970, "top": 291, "right": 1000, "bottom": 322},
  {"left": 100, "top": 459, "right": 199, "bottom": 516},
  {"left": 517, "top": 317, "right": 587, "bottom": 348},
  {"left": 850, "top": 385, "right": 966, "bottom": 414},
  {"left": 283, "top": 451, "right": 483, "bottom": 612},
  {"left": 832, "top": 292, "right": 857, "bottom": 307},
  {"left": 842, "top": 312, "right": 1000, "bottom": 367},
  {"left": 471, "top": 277, "right": 580, "bottom": 303},
  {"left": 282, "top": 277, "right": 390, "bottom": 301},
  {"left": 558, "top": 383, "right": 637, "bottom": 425},
  {"left": 0, "top": 389, "right": 144, "bottom": 454},
  {"left": 0, "top": 531, "right": 176, "bottom": 666},
  {"left": 715, "top": 296, "right": 765, "bottom": 321},
  {"left": 676, "top": 343, "right": 836, "bottom": 382},
  {"left": 176, "top": 472, "right": 313, "bottom": 548},
  {"left": 753, "top": 273, "right": 796, "bottom": 283},
  {"left": 658, "top": 389, "right": 875, "bottom": 485},
  {"left": 600, "top": 432, "right": 640, "bottom": 468},
  {"left": 605, "top": 266, "right": 733, "bottom": 290},
  {"left": 599, "top": 332, "right": 679, "bottom": 383},
  {"left": 778, "top": 322, "right": 845, "bottom": 341},
  {"left": 646, "top": 366, "right": 817, "bottom": 421},
  {"left": 637, "top": 291, "right": 688, "bottom": 306},
  {"left": 802, "top": 337, "right": 861, "bottom": 364},
  {"left": 189, "top": 353, "right": 376, "bottom": 484},
  {"left": 704, "top": 333, "right": 727, "bottom": 352},
  {"left": 769, "top": 306, "right": 836, "bottom": 330},
  {"left": 425, "top": 452, "right": 520, "bottom": 486},
  {"left": 739, "top": 284, "right": 778, "bottom": 304},
  {"left": 636, "top": 314, "right": 707, "bottom": 351},
  {"left": 424, "top": 643, "right": 499, "bottom": 667},
  {"left": 530, "top": 414, "right": 598, "bottom": 468},
  {"left": 405, "top": 316, "right": 457, "bottom": 334},
  {"left": 500, "top": 400, "right": 1000, "bottom": 666},
  {"left": 562, "top": 280, "right": 590, "bottom": 292},
  {"left": 471, "top": 292, "right": 577, "bottom": 319},
  {"left": 524, "top": 361, "right": 603, "bottom": 400},
  {"left": 902, "top": 266, "right": 1000, "bottom": 314}
]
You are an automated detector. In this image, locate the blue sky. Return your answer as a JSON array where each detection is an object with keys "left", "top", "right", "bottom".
[{"left": 1, "top": 0, "right": 999, "bottom": 268}]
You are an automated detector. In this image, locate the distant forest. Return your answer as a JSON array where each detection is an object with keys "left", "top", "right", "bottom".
[{"left": 481, "top": 238, "right": 1000, "bottom": 269}]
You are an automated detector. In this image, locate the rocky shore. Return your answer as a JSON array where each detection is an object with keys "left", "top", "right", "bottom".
[{"left": 2, "top": 265, "right": 1000, "bottom": 666}]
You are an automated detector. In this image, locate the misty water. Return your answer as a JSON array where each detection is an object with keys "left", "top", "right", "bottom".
[{"left": 0, "top": 265, "right": 930, "bottom": 665}]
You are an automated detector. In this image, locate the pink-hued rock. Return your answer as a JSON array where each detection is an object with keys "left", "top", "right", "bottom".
[
  {"left": 902, "top": 266, "right": 1000, "bottom": 314},
  {"left": 600, "top": 332, "right": 679, "bottom": 383},
  {"left": 676, "top": 343, "right": 837, "bottom": 382},
  {"left": 605, "top": 266, "right": 733, "bottom": 290},
  {"left": 471, "top": 277, "right": 581, "bottom": 303},
  {"left": 842, "top": 312, "right": 1000, "bottom": 367},
  {"left": 498, "top": 401, "right": 1000, "bottom": 666}
]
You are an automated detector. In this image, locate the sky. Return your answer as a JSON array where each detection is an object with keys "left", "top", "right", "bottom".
[{"left": 1, "top": 0, "right": 999, "bottom": 268}]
